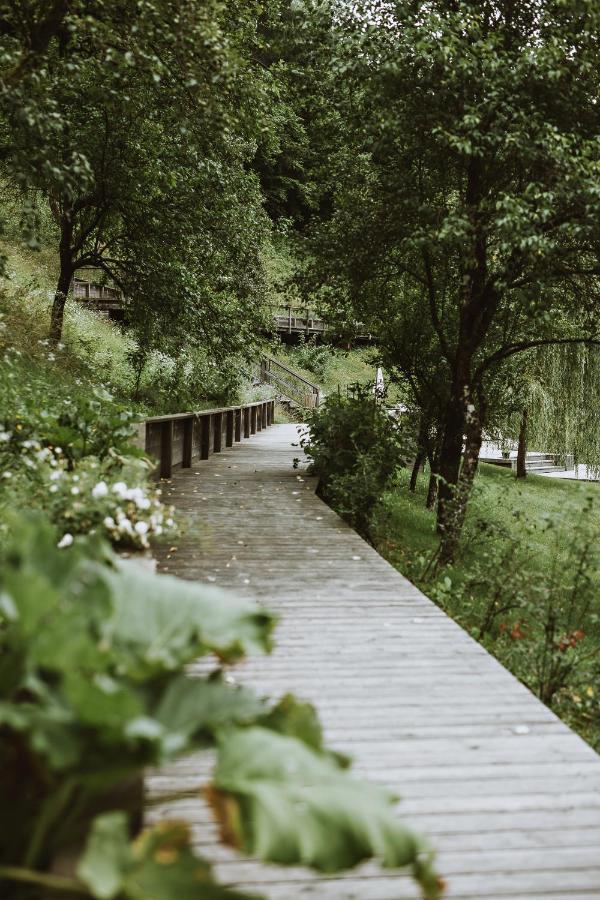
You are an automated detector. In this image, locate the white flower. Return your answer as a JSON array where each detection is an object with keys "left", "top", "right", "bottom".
[
  {"left": 136, "top": 496, "right": 151, "bottom": 510},
  {"left": 0, "top": 432, "right": 10, "bottom": 443},
  {"left": 92, "top": 481, "right": 109, "bottom": 499},
  {"left": 49, "top": 484, "right": 58, "bottom": 493},
  {"left": 49, "top": 470, "right": 62, "bottom": 481},
  {"left": 2, "top": 471, "right": 12, "bottom": 479},
  {"left": 71, "top": 486, "right": 80, "bottom": 495},
  {"left": 103, "top": 516, "right": 116, "bottom": 529},
  {"left": 112, "top": 481, "right": 128, "bottom": 497},
  {"left": 57, "top": 533, "right": 73, "bottom": 549},
  {"left": 134, "top": 521, "right": 149, "bottom": 536},
  {"left": 54, "top": 447, "right": 62, "bottom": 454},
  {"left": 166, "top": 518, "right": 174, "bottom": 528}
]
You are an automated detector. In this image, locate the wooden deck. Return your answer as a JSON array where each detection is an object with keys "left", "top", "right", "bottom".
[{"left": 148, "top": 424, "right": 600, "bottom": 899}]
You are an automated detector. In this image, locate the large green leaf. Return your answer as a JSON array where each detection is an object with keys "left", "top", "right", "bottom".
[
  {"left": 154, "top": 675, "right": 267, "bottom": 751},
  {"left": 210, "top": 728, "right": 442, "bottom": 897},
  {"left": 101, "top": 562, "right": 277, "bottom": 676},
  {"left": 258, "top": 694, "right": 350, "bottom": 767},
  {"left": 77, "top": 815, "right": 261, "bottom": 900},
  {"left": 77, "top": 812, "right": 133, "bottom": 900}
]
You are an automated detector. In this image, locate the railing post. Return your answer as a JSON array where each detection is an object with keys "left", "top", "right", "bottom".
[
  {"left": 257, "top": 404, "right": 263, "bottom": 432},
  {"left": 200, "top": 413, "right": 211, "bottom": 460},
  {"left": 160, "top": 420, "right": 173, "bottom": 479},
  {"left": 226, "top": 409, "right": 234, "bottom": 447},
  {"left": 244, "top": 407, "right": 251, "bottom": 438},
  {"left": 270, "top": 400, "right": 275, "bottom": 424},
  {"left": 182, "top": 416, "right": 194, "bottom": 467},
  {"left": 213, "top": 412, "right": 223, "bottom": 452},
  {"left": 234, "top": 408, "right": 242, "bottom": 442},
  {"left": 250, "top": 406, "right": 257, "bottom": 434}
]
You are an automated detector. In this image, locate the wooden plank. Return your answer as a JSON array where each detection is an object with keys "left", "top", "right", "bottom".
[{"left": 147, "top": 425, "right": 600, "bottom": 899}]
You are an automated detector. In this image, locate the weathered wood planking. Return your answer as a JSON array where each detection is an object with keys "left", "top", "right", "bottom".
[{"left": 147, "top": 424, "right": 600, "bottom": 899}]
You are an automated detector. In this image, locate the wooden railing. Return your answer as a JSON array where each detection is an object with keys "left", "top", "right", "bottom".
[
  {"left": 141, "top": 400, "right": 275, "bottom": 479},
  {"left": 259, "top": 357, "right": 320, "bottom": 409},
  {"left": 273, "top": 306, "right": 371, "bottom": 340}
]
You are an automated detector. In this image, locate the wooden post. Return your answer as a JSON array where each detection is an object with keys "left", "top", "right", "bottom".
[
  {"left": 226, "top": 409, "right": 234, "bottom": 447},
  {"left": 200, "top": 414, "right": 211, "bottom": 460},
  {"left": 271, "top": 399, "right": 275, "bottom": 423},
  {"left": 213, "top": 412, "right": 223, "bottom": 452},
  {"left": 234, "top": 408, "right": 242, "bottom": 442},
  {"left": 182, "top": 416, "right": 194, "bottom": 467},
  {"left": 250, "top": 406, "right": 257, "bottom": 435},
  {"left": 257, "top": 404, "right": 262, "bottom": 432},
  {"left": 160, "top": 420, "right": 173, "bottom": 479},
  {"left": 243, "top": 407, "right": 251, "bottom": 438}
]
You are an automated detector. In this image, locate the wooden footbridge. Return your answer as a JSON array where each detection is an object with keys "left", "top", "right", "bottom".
[{"left": 146, "top": 412, "right": 600, "bottom": 899}]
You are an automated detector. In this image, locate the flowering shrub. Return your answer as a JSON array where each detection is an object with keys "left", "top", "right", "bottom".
[
  {"left": 0, "top": 411, "right": 173, "bottom": 552},
  {"left": 45, "top": 459, "right": 174, "bottom": 551},
  {"left": 0, "top": 433, "right": 173, "bottom": 551}
]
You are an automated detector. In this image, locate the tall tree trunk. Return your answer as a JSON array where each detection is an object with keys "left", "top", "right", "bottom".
[
  {"left": 436, "top": 393, "right": 466, "bottom": 533},
  {"left": 409, "top": 447, "right": 426, "bottom": 492},
  {"left": 409, "top": 417, "right": 429, "bottom": 492},
  {"left": 49, "top": 263, "right": 73, "bottom": 344},
  {"left": 516, "top": 407, "right": 528, "bottom": 478},
  {"left": 49, "top": 214, "right": 74, "bottom": 344},
  {"left": 438, "top": 414, "right": 484, "bottom": 566},
  {"left": 425, "top": 430, "right": 443, "bottom": 509}
]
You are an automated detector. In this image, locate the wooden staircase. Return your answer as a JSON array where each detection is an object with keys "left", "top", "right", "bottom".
[{"left": 259, "top": 357, "right": 321, "bottom": 410}]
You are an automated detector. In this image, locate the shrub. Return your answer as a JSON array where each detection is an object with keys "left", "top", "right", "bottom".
[
  {"left": 291, "top": 334, "right": 331, "bottom": 382},
  {"left": 0, "top": 515, "right": 442, "bottom": 899},
  {"left": 0, "top": 346, "right": 171, "bottom": 551},
  {"left": 302, "top": 388, "right": 411, "bottom": 539}
]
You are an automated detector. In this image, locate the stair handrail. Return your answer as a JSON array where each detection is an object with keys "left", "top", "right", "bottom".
[{"left": 260, "top": 357, "right": 321, "bottom": 408}]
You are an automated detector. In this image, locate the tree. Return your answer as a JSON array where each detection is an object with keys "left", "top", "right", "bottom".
[
  {"left": 309, "top": 0, "right": 600, "bottom": 562},
  {"left": 0, "top": 1, "right": 271, "bottom": 350}
]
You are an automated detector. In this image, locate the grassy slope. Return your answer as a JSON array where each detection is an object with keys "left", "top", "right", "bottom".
[
  {"left": 274, "top": 342, "right": 404, "bottom": 399},
  {"left": 374, "top": 463, "right": 600, "bottom": 747},
  {"left": 1, "top": 240, "right": 139, "bottom": 405},
  {"left": 378, "top": 462, "right": 600, "bottom": 574}
]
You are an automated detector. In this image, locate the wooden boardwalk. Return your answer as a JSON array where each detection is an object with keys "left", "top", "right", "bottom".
[{"left": 148, "top": 424, "right": 600, "bottom": 899}]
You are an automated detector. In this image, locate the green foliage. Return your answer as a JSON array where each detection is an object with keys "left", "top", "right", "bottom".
[
  {"left": 302, "top": 388, "right": 411, "bottom": 538},
  {"left": 0, "top": 514, "right": 440, "bottom": 899},
  {"left": 307, "top": 0, "right": 600, "bottom": 556},
  {"left": 376, "top": 463, "right": 600, "bottom": 750},
  {"left": 289, "top": 334, "right": 331, "bottom": 381},
  {"left": 210, "top": 726, "right": 437, "bottom": 884}
]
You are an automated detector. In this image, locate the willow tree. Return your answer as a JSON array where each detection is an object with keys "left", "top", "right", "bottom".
[
  {"left": 309, "top": 0, "right": 600, "bottom": 562},
  {"left": 501, "top": 344, "right": 600, "bottom": 479}
]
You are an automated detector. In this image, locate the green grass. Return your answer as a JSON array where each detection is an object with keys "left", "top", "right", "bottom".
[
  {"left": 374, "top": 463, "right": 600, "bottom": 749},
  {"left": 273, "top": 341, "right": 405, "bottom": 400},
  {"left": 377, "top": 462, "right": 600, "bottom": 573}
]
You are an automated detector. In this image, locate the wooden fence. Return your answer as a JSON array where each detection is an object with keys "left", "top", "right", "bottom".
[{"left": 141, "top": 400, "right": 275, "bottom": 479}]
